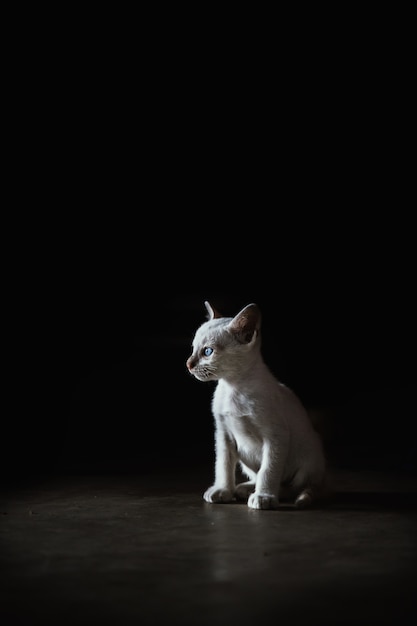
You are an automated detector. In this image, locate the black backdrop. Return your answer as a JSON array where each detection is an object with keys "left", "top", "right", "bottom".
[
  {"left": 4, "top": 14, "right": 416, "bottom": 484},
  {"left": 7, "top": 207, "right": 415, "bottom": 482}
]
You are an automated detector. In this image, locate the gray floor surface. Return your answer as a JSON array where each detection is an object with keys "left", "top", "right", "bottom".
[{"left": 1, "top": 468, "right": 416, "bottom": 626}]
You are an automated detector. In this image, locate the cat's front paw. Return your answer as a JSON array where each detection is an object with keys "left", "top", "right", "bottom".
[
  {"left": 248, "top": 492, "right": 279, "bottom": 510},
  {"left": 203, "top": 486, "right": 234, "bottom": 504}
]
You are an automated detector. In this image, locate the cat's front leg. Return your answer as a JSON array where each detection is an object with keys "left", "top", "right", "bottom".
[
  {"left": 248, "top": 492, "right": 279, "bottom": 510},
  {"left": 247, "top": 440, "right": 285, "bottom": 510},
  {"left": 203, "top": 423, "right": 237, "bottom": 504},
  {"left": 203, "top": 485, "right": 234, "bottom": 503}
]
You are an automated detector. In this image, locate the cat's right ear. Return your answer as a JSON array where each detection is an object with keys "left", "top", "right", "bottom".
[{"left": 204, "top": 301, "right": 222, "bottom": 320}]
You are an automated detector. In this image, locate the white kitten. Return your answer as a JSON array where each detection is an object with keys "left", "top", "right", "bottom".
[{"left": 186, "top": 301, "right": 327, "bottom": 510}]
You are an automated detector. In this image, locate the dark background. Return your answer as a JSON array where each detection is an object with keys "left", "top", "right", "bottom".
[
  {"left": 5, "top": 29, "right": 415, "bottom": 483},
  {"left": 8, "top": 205, "right": 415, "bottom": 482},
  {"left": 1, "top": 19, "right": 415, "bottom": 626}
]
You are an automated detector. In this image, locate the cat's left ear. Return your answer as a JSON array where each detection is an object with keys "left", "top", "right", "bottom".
[
  {"left": 204, "top": 301, "right": 222, "bottom": 320},
  {"left": 229, "top": 303, "right": 261, "bottom": 344}
]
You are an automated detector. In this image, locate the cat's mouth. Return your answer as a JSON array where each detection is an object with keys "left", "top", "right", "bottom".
[{"left": 190, "top": 369, "right": 216, "bottom": 382}]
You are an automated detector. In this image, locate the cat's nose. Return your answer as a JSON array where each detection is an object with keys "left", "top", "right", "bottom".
[{"left": 186, "top": 357, "right": 194, "bottom": 371}]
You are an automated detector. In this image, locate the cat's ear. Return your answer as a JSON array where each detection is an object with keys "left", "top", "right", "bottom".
[
  {"left": 204, "top": 301, "right": 222, "bottom": 320},
  {"left": 229, "top": 303, "right": 261, "bottom": 344}
]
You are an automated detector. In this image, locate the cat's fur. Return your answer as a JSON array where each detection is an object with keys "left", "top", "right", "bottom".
[{"left": 186, "top": 301, "right": 326, "bottom": 510}]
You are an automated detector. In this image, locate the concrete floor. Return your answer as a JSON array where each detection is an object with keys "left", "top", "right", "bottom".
[{"left": 1, "top": 468, "right": 416, "bottom": 626}]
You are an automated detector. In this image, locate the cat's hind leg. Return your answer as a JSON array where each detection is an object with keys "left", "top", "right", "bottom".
[
  {"left": 292, "top": 464, "right": 326, "bottom": 508},
  {"left": 294, "top": 488, "right": 314, "bottom": 509},
  {"left": 234, "top": 481, "right": 256, "bottom": 501},
  {"left": 294, "top": 477, "right": 330, "bottom": 508},
  {"left": 234, "top": 463, "right": 256, "bottom": 501}
]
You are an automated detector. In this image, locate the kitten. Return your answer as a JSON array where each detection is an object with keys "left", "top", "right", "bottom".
[{"left": 186, "top": 301, "right": 327, "bottom": 510}]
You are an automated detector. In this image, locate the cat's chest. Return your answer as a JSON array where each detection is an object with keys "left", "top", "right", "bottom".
[
  {"left": 212, "top": 383, "right": 260, "bottom": 436},
  {"left": 213, "top": 383, "right": 254, "bottom": 417}
]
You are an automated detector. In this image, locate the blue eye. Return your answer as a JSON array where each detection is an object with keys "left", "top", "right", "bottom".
[{"left": 203, "top": 347, "right": 213, "bottom": 357}]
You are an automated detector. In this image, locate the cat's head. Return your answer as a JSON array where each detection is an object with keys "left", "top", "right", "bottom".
[{"left": 186, "top": 301, "right": 261, "bottom": 382}]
